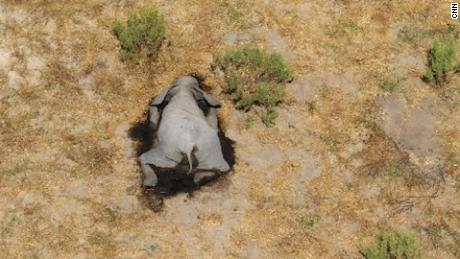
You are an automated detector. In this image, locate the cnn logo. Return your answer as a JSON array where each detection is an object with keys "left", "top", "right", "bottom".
[{"left": 452, "top": 3, "right": 459, "bottom": 19}]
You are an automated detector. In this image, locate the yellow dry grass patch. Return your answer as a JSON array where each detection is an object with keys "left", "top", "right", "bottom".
[{"left": 0, "top": 0, "right": 459, "bottom": 258}]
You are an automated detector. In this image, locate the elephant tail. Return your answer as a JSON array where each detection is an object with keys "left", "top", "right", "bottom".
[{"left": 186, "top": 145, "right": 197, "bottom": 174}]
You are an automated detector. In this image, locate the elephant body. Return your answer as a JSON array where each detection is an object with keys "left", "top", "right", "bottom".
[{"left": 139, "top": 76, "right": 231, "bottom": 188}]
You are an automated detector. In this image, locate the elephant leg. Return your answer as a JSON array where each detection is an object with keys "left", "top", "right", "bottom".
[
  {"left": 195, "top": 137, "right": 230, "bottom": 172},
  {"left": 140, "top": 163, "right": 158, "bottom": 187},
  {"left": 139, "top": 148, "right": 179, "bottom": 187}
]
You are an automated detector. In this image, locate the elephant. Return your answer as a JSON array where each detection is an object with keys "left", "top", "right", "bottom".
[{"left": 138, "top": 75, "right": 231, "bottom": 189}]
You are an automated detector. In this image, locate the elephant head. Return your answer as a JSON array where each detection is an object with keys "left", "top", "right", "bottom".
[{"left": 148, "top": 76, "right": 221, "bottom": 129}]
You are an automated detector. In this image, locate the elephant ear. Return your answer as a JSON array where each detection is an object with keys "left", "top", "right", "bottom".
[
  {"left": 150, "top": 88, "right": 171, "bottom": 106},
  {"left": 149, "top": 87, "right": 173, "bottom": 129},
  {"left": 194, "top": 87, "right": 221, "bottom": 108},
  {"left": 149, "top": 106, "right": 161, "bottom": 129}
]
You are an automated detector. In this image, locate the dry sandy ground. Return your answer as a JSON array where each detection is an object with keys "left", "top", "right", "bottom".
[{"left": 1, "top": 0, "right": 459, "bottom": 258}]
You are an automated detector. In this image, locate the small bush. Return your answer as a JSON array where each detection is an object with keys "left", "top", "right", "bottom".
[
  {"left": 423, "top": 40, "right": 456, "bottom": 86},
  {"left": 362, "top": 230, "right": 421, "bottom": 259},
  {"left": 379, "top": 77, "right": 401, "bottom": 93},
  {"left": 236, "top": 82, "right": 286, "bottom": 110},
  {"left": 214, "top": 45, "right": 265, "bottom": 71},
  {"left": 263, "top": 53, "right": 293, "bottom": 82},
  {"left": 213, "top": 45, "right": 292, "bottom": 126},
  {"left": 113, "top": 9, "right": 165, "bottom": 60}
]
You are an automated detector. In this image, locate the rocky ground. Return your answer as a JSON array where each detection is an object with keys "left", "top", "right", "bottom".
[{"left": 0, "top": 0, "right": 459, "bottom": 258}]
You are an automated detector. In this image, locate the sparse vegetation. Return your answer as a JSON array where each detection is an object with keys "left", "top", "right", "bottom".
[
  {"left": 382, "top": 161, "right": 417, "bottom": 183},
  {"left": 336, "top": 18, "right": 360, "bottom": 32},
  {"left": 378, "top": 76, "right": 403, "bottom": 93},
  {"left": 234, "top": 82, "right": 284, "bottom": 109},
  {"left": 2, "top": 1, "right": 460, "bottom": 258},
  {"left": 328, "top": 18, "right": 361, "bottom": 37},
  {"left": 213, "top": 45, "right": 292, "bottom": 126},
  {"left": 398, "top": 26, "right": 425, "bottom": 44},
  {"left": 362, "top": 230, "right": 421, "bottom": 259},
  {"left": 305, "top": 101, "right": 316, "bottom": 113},
  {"left": 447, "top": 152, "right": 460, "bottom": 168},
  {"left": 113, "top": 9, "right": 165, "bottom": 61},
  {"left": 426, "top": 223, "right": 459, "bottom": 256},
  {"left": 297, "top": 216, "right": 319, "bottom": 231},
  {"left": 318, "top": 83, "right": 333, "bottom": 98},
  {"left": 423, "top": 40, "right": 457, "bottom": 86},
  {"left": 244, "top": 116, "right": 255, "bottom": 129},
  {"left": 398, "top": 24, "right": 458, "bottom": 45},
  {"left": 227, "top": 7, "right": 242, "bottom": 22},
  {"left": 397, "top": 25, "right": 432, "bottom": 44}
]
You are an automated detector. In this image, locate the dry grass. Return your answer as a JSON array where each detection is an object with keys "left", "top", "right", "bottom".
[{"left": 0, "top": 0, "right": 459, "bottom": 258}]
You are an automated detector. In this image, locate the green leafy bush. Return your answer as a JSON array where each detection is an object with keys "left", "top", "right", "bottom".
[
  {"left": 235, "top": 82, "right": 285, "bottom": 110},
  {"left": 113, "top": 9, "right": 165, "bottom": 60},
  {"left": 362, "top": 230, "right": 421, "bottom": 259},
  {"left": 423, "top": 40, "right": 456, "bottom": 85},
  {"left": 213, "top": 45, "right": 292, "bottom": 126}
]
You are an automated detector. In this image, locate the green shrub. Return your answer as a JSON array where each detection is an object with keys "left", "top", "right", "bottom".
[
  {"left": 214, "top": 45, "right": 264, "bottom": 71},
  {"left": 113, "top": 9, "right": 165, "bottom": 60},
  {"left": 213, "top": 45, "right": 292, "bottom": 126},
  {"left": 236, "top": 83, "right": 285, "bottom": 110},
  {"left": 244, "top": 116, "right": 255, "bottom": 129},
  {"left": 263, "top": 53, "right": 293, "bottom": 82},
  {"left": 362, "top": 230, "right": 421, "bottom": 259},
  {"left": 261, "top": 108, "right": 278, "bottom": 126},
  {"left": 423, "top": 40, "right": 456, "bottom": 85}
]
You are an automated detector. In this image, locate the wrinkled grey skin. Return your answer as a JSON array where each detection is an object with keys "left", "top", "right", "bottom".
[{"left": 139, "top": 76, "right": 230, "bottom": 187}]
